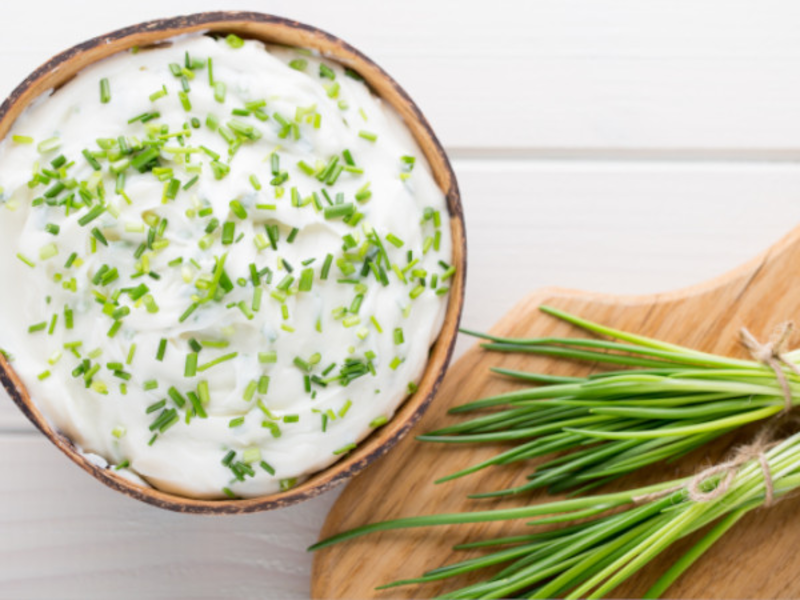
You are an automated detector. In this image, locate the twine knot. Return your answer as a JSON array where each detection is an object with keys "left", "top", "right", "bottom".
[
  {"left": 686, "top": 434, "right": 776, "bottom": 506},
  {"left": 633, "top": 324, "right": 799, "bottom": 508},
  {"left": 740, "top": 322, "right": 800, "bottom": 413},
  {"left": 634, "top": 431, "right": 777, "bottom": 506}
]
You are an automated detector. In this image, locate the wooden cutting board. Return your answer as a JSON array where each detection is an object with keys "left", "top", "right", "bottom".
[{"left": 312, "top": 226, "right": 800, "bottom": 599}]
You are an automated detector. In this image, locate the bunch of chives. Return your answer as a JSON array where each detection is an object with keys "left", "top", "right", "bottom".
[
  {"left": 311, "top": 430, "right": 800, "bottom": 598},
  {"left": 417, "top": 306, "right": 800, "bottom": 497}
]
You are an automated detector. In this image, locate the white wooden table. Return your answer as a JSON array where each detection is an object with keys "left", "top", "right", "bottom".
[{"left": 4, "top": 1, "right": 800, "bottom": 597}]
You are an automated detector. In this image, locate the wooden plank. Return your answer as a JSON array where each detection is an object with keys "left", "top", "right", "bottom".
[
  {"left": 3, "top": 2, "right": 800, "bottom": 151},
  {"left": 4, "top": 160, "right": 800, "bottom": 430},
  {"left": 313, "top": 223, "right": 800, "bottom": 598},
  {"left": 0, "top": 435, "right": 335, "bottom": 599}
]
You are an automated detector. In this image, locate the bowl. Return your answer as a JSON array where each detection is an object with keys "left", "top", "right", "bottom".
[{"left": 0, "top": 11, "right": 466, "bottom": 514}]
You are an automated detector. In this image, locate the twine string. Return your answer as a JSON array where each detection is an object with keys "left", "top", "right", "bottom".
[
  {"left": 684, "top": 433, "right": 776, "bottom": 506},
  {"left": 740, "top": 322, "right": 800, "bottom": 414},
  {"left": 632, "top": 323, "right": 799, "bottom": 506},
  {"left": 634, "top": 432, "right": 777, "bottom": 506}
]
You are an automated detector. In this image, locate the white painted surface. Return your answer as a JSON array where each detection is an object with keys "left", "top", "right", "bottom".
[{"left": 2, "top": 2, "right": 800, "bottom": 598}]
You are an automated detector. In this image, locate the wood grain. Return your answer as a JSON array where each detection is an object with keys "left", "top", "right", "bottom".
[
  {"left": 312, "top": 224, "right": 800, "bottom": 598},
  {"left": 4, "top": 2, "right": 800, "bottom": 596}
]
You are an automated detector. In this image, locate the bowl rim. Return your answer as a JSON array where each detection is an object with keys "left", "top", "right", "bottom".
[{"left": 0, "top": 10, "right": 466, "bottom": 514}]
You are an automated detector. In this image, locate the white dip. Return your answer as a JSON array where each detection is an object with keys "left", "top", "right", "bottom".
[{"left": 0, "top": 34, "right": 453, "bottom": 499}]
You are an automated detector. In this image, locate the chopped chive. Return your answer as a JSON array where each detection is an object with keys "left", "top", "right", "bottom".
[
  {"left": 39, "top": 243, "right": 58, "bottom": 260},
  {"left": 298, "top": 268, "right": 314, "bottom": 292},
  {"left": 369, "top": 316, "right": 383, "bottom": 333},
  {"left": 222, "top": 450, "right": 236, "bottom": 466},
  {"left": 16, "top": 253, "right": 35, "bottom": 268},
  {"left": 201, "top": 340, "right": 230, "bottom": 349},
  {"left": 237, "top": 300, "right": 254, "bottom": 320},
  {"left": 82, "top": 149, "right": 102, "bottom": 171},
  {"left": 78, "top": 205, "right": 105, "bottom": 226},
  {"left": 146, "top": 400, "right": 166, "bottom": 414},
  {"left": 178, "top": 91, "right": 192, "bottom": 111},
  {"left": 197, "top": 380, "right": 211, "bottom": 406},
  {"left": 339, "top": 400, "right": 353, "bottom": 418},
  {"left": 28, "top": 322, "right": 47, "bottom": 333},
  {"left": 222, "top": 221, "right": 235, "bottom": 245},
  {"left": 226, "top": 33, "right": 244, "bottom": 48},
  {"left": 197, "top": 352, "right": 239, "bottom": 372},
  {"left": 259, "top": 351, "right": 277, "bottom": 364},
  {"left": 37, "top": 137, "right": 61, "bottom": 154},
  {"left": 293, "top": 356, "right": 312, "bottom": 372},
  {"left": 178, "top": 302, "right": 199, "bottom": 323},
  {"left": 183, "top": 175, "right": 199, "bottom": 191},
  {"left": 187, "top": 391, "right": 207, "bottom": 418},
  {"left": 355, "top": 182, "right": 372, "bottom": 202},
  {"left": 276, "top": 274, "right": 294, "bottom": 291},
  {"left": 164, "top": 178, "right": 180, "bottom": 200},
  {"left": 319, "top": 64, "right": 336, "bottom": 80},
  {"left": 156, "top": 338, "right": 168, "bottom": 361},
  {"left": 324, "top": 203, "right": 355, "bottom": 220},
  {"left": 99, "top": 78, "right": 111, "bottom": 103},
  {"left": 238, "top": 447, "right": 261, "bottom": 465},
  {"left": 214, "top": 81, "right": 227, "bottom": 103},
  {"left": 185, "top": 352, "right": 198, "bottom": 377},
  {"left": 127, "top": 344, "right": 137, "bottom": 365},
  {"left": 107, "top": 321, "right": 123, "bottom": 337},
  {"left": 168, "top": 387, "right": 186, "bottom": 408},
  {"left": 131, "top": 147, "right": 160, "bottom": 172},
  {"left": 149, "top": 85, "right": 168, "bottom": 102},
  {"left": 342, "top": 315, "right": 361, "bottom": 328},
  {"left": 262, "top": 421, "right": 282, "bottom": 438},
  {"left": 350, "top": 294, "right": 364, "bottom": 314},
  {"left": 127, "top": 112, "right": 160, "bottom": 124},
  {"left": 297, "top": 160, "right": 315, "bottom": 176},
  {"left": 370, "top": 416, "right": 388, "bottom": 428},
  {"left": 333, "top": 443, "right": 357, "bottom": 455},
  {"left": 237, "top": 379, "right": 256, "bottom": 402},
  {"left": 320, "top": 253, "right": 334, "bottom": 280},
  {"left": 386, "top": 233, "right": 404, "bottom": 248},
  {"left": 229, "top": 200, "right": 247, "bottom": 219}
]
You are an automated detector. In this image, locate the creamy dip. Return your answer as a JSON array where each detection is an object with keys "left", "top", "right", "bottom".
[{"left": 0, "top": 34, "right": 453, "bottom": 499}]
